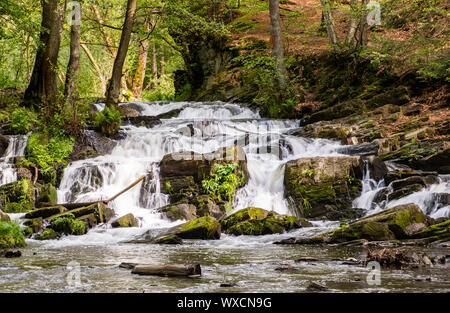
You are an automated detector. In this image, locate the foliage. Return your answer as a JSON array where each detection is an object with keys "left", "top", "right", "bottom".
[
  {"left": 0, "top": 221, "right": 26, "bottom": 248},
  {"left": 9, "top": 108, "right": 37, "bottom": 134},
  {"left": 50, "top": 213, "right": 86, "bottom": 236},
  {"left": 94, "top": 106, "right": 122, "bottom": 137},
  {"left": 202, "top": 162, "right": 242, "bottom": 203}
]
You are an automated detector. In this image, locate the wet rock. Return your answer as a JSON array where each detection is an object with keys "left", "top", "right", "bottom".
[
  {"left": 416, "top": 148, "right": 450, "bottom": 174},
  {"left": 24, "top": 218, "right": 43, "bottom": 233},
  {"left": 365, "top": 155, "right": 388, "bottom": 181},
  {"left": 0, "top": 134, "right": 8, "bottom": 156},
  {"left": 411, "top": 219, "right": 450, "bottom": 241},
  {"left": 220, "top": 207, "right": 310, "bottom": 236},
  {"left": 324, "top": 207, "right": 365, "bottom": 221},
  {"left": 160, "top": 176, "right": 197, "bottom": 202},
  {"left": 38, "top": 229, "right": 59, "bottom": 240},
  {"left": 364, "top": 248, "right": 434, "bottom": 268},
  {"left": 119, "top": 262, "right": 138, "bottom": 269},
  {"left": 388, "top": 184, "right": 424, "bottom": 201},
  {"left": 17, "top": 167, "right": 32, "bottom": 181},
  {"left": 69, "top": 130, "right": 119, "bottom": 161},
  {"left": 337, "top": 142, "right": 379, "bottom": 156},
  {"left": 154, "top": 235, "right": 183, "bottom": 245},
  {"left": 25, "top": 206, "right": 66, "bottom": 219},
  {"left": 48, "top": 214, "right": 87, "bottom": 236},
  {"left": 191, "top": 195, "right": 224, "bottom": 220},
  {"left": 284, "top": 156, "right": 363, "bottom": 220},
  {"left": 220, "top": 283, "right": 238, "bottom": 288},
  {"left": 0, "top": 209, "right": 10, "bottom": 222},
  {"left": 36, "top": 183, "right": 58, "bottom": 204},
  {"left": 111, "top": 213, "right": 138, "bottom": 228},
  {"left": 390, "top": 176, "right": 427, "bottom": 190},
  {"left": 0, "top": 179, "right": 36, "bottom": 213},
  {"left": 159, "top": 202, "right": 197, "bottom": 222},
  {"left": 306, "top": 282, "right": 329, "bottom": 292},
  {"left": 275, "top": 264, "right": 301, "bottom": 272},
  {"left": 119, "top": 106, "right": 139, "bottom": 117},
  {"left": 146, "top": 216, "right": 221, "bottom": 241},
  {"left": 156, "top": 109, "right": 182, "bottom": 119},
  {"left": 46, "top": 202, "right": 114, "bottom": 227},
  {"left": 122, "top": 116, "right": 161, "bottom": 128},
  {"left": 385, "top": 169, "right": 438, "bottom": 186},
  {"left": 0, "top": 249, "right": 21, "bottom": 258}
]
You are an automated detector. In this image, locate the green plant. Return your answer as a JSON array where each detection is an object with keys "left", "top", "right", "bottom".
[
  {"left": 302, "top": 169, "right": 315, "bottom": 178},
  {"left": 202, "top": 163, "right": 243, "bottom": 203},
  {"left": 0, "top": 221, "right": 26, "bottom": 248},
  {"left": 9, "top": 108, "right": 37, "bottom": 134},
  {"left": 50, "top": 213, "right": 86, "bottom": 236},
  {"left": 94, "top": 106, "right": 122, "bottom": 137}
]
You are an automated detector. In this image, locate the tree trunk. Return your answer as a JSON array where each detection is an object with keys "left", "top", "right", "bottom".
[
  {"left": 345, "top": 0, "right": 359, "bottom": 46},
  {"left": 105, "top": 0, "right": 137, "bottom": 108},
  {"left": 160, "top": 47, "right": 165, "bottom": 77},
  {"left": 131, "top": 20, "right": 151, "bottom": 98},
  {"left": 358, "top": 0, "right": 369, "bottom": 49},
  {"left": 64, "top": 3, "right": 82, "bottom": 102},
  {"left": 131, "top": 264, "right": 201, "bottom": 277},
  {"left": 320, "top": 0, "right": 338, "bottom": 46},
  {"left": 269, "top": 0, "right": 288, "bottom": 92},
  {"left": 152, "top": 42, "right": 158, "bottom": 79},
  {"left": 80, "top": 42, "right": 107, "bottom": 96},
  {"left": 24, "top": 0, "right": 65, "bottom": 106}
]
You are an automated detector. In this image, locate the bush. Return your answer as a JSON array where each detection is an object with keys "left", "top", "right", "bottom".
[
  {"left": 0, "top": 221, "right": 26, "bottom": 248},
  {"left": 94, "top": 106, "right": 122, "bottom": 137},
  {"left": 50, "top": 213, "right": 86, "bottom": 236},
  {"left": 202, "top": 163, "right": 245, "bottom": 203},
  {"left": 9, "top": 108, "right": 37, "bottom": 134}
]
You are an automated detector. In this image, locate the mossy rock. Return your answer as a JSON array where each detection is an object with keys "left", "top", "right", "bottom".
[
  {"left": 221, "top": 207, "right": 310, "bottom": 236},
  {"left": 36, "top": 183, "right": 58, "bottom": 204},
  {"left": 157, "top": 216, "right": 221, "bottom": 240},
  {"left": 23, "top": 217, "right": 43, "bottom": 233},
  {"left": 0, "top": 209, "right": 10, "bottom": 222},
  {"left": 49, "top": 213, "right": 87, "bottom": 236},
  {"left": 39, "top": 229, "right": 59, "bottom": 240},
  {"left": 0, "top": 221, "right": 26, "bottom": 249},
  {"left": 0, "top": 179, "right": 35, "bottom": 213},
  {"left": 411, "top": 219, "right": 450, "bottom": 241},
  {"left": 191, "top": 195, "right": 224, "bottom": 219},
  {"left": 111, "top": 213, "right": 138, "bottom": 228},
  {"left": 154, "top": 235, "right": 183, "bottom": 244},
  {"left": 158, "top": 201, "right": 197, "bottom": 222},
  {"left": 25, "top": 206, "right": 66, "bottom": 219}
]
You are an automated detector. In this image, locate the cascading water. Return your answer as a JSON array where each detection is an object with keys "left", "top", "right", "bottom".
[
  {"left": 0, "top": 134, "right": 29, "bottom": 186},
  {"left": 352, "top": 160, "right": 386, "bottom": 213}
]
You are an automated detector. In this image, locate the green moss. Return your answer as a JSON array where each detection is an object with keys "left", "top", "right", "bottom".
[
  {"left": 0, "top": 221, "right": 26, "bottom": 248},
  {"left": 22, "top": 227, "right": 33, "bottom": 238},
  {"left": 0, "top": 179, "right": 35, "bottom": 213},
  {"left": 177, "top": 216, "right": 221, "bottom": 240},
  {"left": 154, "top": 235, "right": 182, "bottom": 244},
  {"left": 39, "top": 229, "right": 59, "bottom": 240},
  {"left": 49, "top": 213, "right": 86, "bottom": 236}
]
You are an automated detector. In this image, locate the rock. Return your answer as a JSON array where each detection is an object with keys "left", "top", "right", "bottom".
[
  {"left": 119, "top": 262, "right": 137, "bottom": 269},
  {"left": 364, "top": 248, "right": 432, "bottom": 268},
  {"left": 0, "top": 249, "right": 22, "bottom": 258},
  {"left": 17, "top": 167, "right": 33, "bottom": 181},
  {"left": 131, "top": 264, "right": 201, "bottom": 277},
  {"left": 122, "top": 116, "right": 161, "bottom": 128},
  {"left": 47, "top": 202, "right": 114, "bottom": 224},
  {"left": 416, "top": 148, "right": 450, "bottom": 174},
  {"left": 0, "top": 134, "right": 9, "bottom": 156},
  {"left": 38, "top": 229, "right": 59, "bottom": 240},
  {"left": 23, "top": 218, "right": 43, "bottom": 233},
  {"left": 365, "top": 156, "right": 388, "bottom": 181},
  {"left": 306, "top": 282, "right": 329, "bottom": 292},
  {"left": 25, "top": 206, "right": 66, "bottom": 219},
  {"left": 0, "top": 209, "right": 10, "bottom": 222},
  {"left": 384, "top": 169, "right": 438, "bottom": 186},
  {"left": 36, "top": 183, "right": 58, "bottom": 204},
  {"left": 69, "top": 130, "right": 119, "bottom": 161},
  {"left": 388, "top": 184, "right": 424, "bottom": 201},
  {"left": 146, "top": 216, "right": 221, "bottom": 241},
  {"left": 118, "top": 106, "right": 139, "bottom": 117},
  {"left": 111, "top": 213, "right": 138, "bottom": 228},
  {"left": 0, "top": 179, "right": 36, "bottom": 213},
  {"left": 390, "top": 176, "right": 426, "bottom": 190},
  {"left": 154, "top": 235, "right": 183, "bottom": 244},
  {"left": 329, "top": 204, "right": 431, "bottom": 243},
  {"left": 365, "top": 86, "right": 410, "bottom": 110},
  {"left": 411, "top": 220, "right": 450, "bottom": 241},
  {"left": 0, "top": 221, "right": 26, "bottom": 249},
  {"left": 48, "top": 214, "right": 87, "bottom": 236},
  {"left": 404, "top": 104, "right": 422, "bottom": 116},
  {"left": 337, "top": 142, "right": 379, "bottom": 156},
  {"left": 159, "top": 202, "right": 197, "bottom": 222},
  {"left": 284, "top": 156, "right": 363, "bottom": 219},
  {"left": 220, "top": 207, "right": 310, "bottom": 236},
  {"left": 307, "top": 99, "right": 366, "bottom": 124},
  {"left": 191, "top": 195, "right": 224, "bottom": 219}
]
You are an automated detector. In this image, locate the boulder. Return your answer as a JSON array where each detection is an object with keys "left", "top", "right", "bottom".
[
  {"left": 48, "top": 213, "right": 87, "bottom": 236},
  {"left": 38, "top": 229, "right": 59, "bottom": 240},
  {"left": 69, "top": 130, "right": 119, "bottom": 161},
  {"left": 17, "top": 168, "right": 33, "bottom": 181},
  {"left": 284, "top": 156, "right": 363, "bottom": 219},
  {"left": 46, "top": 202, "right": 114, "bottom": 224},
  {"left": 159, "top": 202, "right": 197, "bottom": 222},
  {"left": 385, "top": 169, "right": 438, "bottom": 186},
  {"left": 410, "top": 219, "right": 450, "bottom": 241},
  {"left": 23, "top": 218, "right": 43, "bottom": 233},
  {"left": 0, "top": 134, "right": 9, "bottom": 156},
  {"left": 154, "top": 235, "right": 183, "bottom": 244},
  {"left": 220, "top": 207, "right": 311, "bottom": 236},
  {"left": 337, "top": 142, "right": 379, "bottom": 156},
  {"left": 122, "top": 116, "right": 161, "bottom": 128},
  {"left": 191, "top": 195, "right": 224, "bottom": 219},
  {"left": 111, "top": 213, "right": 138, "bottom": 228},
  {"left": 25, "top": 206, "right": 66, "bottom": 219},
  {"left": 0, "top": 209, "right": 10, "bottom": 222},
  {"left": 0, "top": 221, "right": 26, "bottom": 249},
  {"left": 365, "top": 156, "right": 388, "bottom": 181},
  {"left": 388, "top": 184, "right": 424, "bottom": 201},
  {"left": 36, "top": 183, "right": 58, "bottom": 204},
  {"left": 365, "top": 86, "right": 410, "bottom": 110},
  {"left": 0, "top": 179, "right": 35, "bottom": 213}
]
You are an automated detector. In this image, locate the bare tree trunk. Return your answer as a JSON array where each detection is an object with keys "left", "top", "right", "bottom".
[
  {"left": 24, "top": 0, "right": 65, "bottom": 106},
  {"left": 358, "top": 0, "right": 369, "bottom": 49},
  {"left": 92, "top": 2, "right": 129, "bottom": 96},
  {"left": 64, "top": 3, "right": 82, "bottom": 102},
  {"left": 80, "top": 42, "right": 107, "bottom": 96},
  {"left": 106, "top": 0, "right": 137, "bottom": 108},
  {"left": 345, "top": 0, "right": 359, "bottom": 46},
  {"left": 160, "top": 47, "right": 165, "bottom": 77},
  {"left": 320, "top": 0, "right": 338, "bottom": 46},
  {"left": 269, "top": 0, "right": 288, "bottom": 92},
  {"left": 152, "top": 42, "right": 158, "bottom": 79},
  {"left": 131, "top": 20, "right": 151, "bottom": 98}
]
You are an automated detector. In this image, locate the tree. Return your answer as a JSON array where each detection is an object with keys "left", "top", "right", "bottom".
[
  {"left": 64, "top": 2, "right": 82, "bottom": 103},
  {"left": 320, "top": 0, "right": 338, "bottom": 46},
  {"left": 131, "top": 18, "right": 151, "bottom": 98},
  {"left": 269, "top": 0, "right": 288, "bottom": 92},
  {"left": 105, "top": 0, "right": 137, "bottom": 108},
  {"left": 24, "top": 0, "right": 66, "bottom": 106}
]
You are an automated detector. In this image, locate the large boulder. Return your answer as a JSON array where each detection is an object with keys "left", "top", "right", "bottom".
[
  {"left": 36, "top": 183, "right": 58, "bottom": 204},
  {"left": 69, "top": 130, "right": 119, "bottom": 161},
  {"left": 159, "top": 201, "right": 197, "bottom": 222},
  {"left": 284, "top": 156, "right": 364, "bottom": 220},
  {"left": 0, "top": 179, "right": 36, "bottom": 213},
  {"left": 111, "top": 213, "right": 138, "bottom": 228},
  {"left": 0, "top": 221, "right": 26, "bottom": 249},
  {"left": 191, "top": 195, "right": 224, "bottom": 219},
  {"left": 220, "top": 207, "right": 312, "bottom": 236},
  {"left": 410, "top": 219, "right": 450, "bottom": 241}
]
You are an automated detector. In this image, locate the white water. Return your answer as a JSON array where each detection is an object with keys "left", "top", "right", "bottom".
[{"left": 0, "top": 134, "right": 29, "bottom": 186}]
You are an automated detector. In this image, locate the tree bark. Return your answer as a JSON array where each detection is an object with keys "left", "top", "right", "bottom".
[
  {"left": 131, "top": 264, "right": 201, "bottom": 277},
  {"left": 131, "top": 20, "right": 151, "bottom": 98},
  {"left": 269, "top": 0, "right": 288, "bottom": 92},
  {"left": 24, "top": 0, "right": 65, "bottom": 106},
  {"left": 160, "top": 47, "right": 165, "bottom": 77},
  {"left": 80, "top": 42, "right": 107, "bottom": 96},
  {"left": 152, "top": 42, "right": 158, "bottom": 79},
  {"left": 320, "top": 0, "right": 338, "bottom": 46},
  {"left": 64, "top": 3, "right": 82, "bottom": 102},
  {"left": 105, "top": 0, "right": 137, "bottom": 108},
  {"left": 358, "top": 0, "right": 369, "bottom": 49},
  {"left": 345, "top": 0, "right": 359, "bottom": 46}
]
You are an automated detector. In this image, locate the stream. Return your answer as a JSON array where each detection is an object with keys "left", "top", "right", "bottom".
[{"left": 0, "top": 101, "right": 449, "bottom": 293}]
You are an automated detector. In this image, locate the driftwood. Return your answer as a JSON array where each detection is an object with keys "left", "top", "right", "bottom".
[
  {"left": 37, "top": 175, "right": 146, "bottom": 209},
  {"left": 131, "top": 264, "right": 201, "bottom": 277}
]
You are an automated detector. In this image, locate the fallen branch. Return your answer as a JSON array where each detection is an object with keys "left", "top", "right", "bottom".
[{"left": 131, "top": 264, "right": 201, "bottom": 277}]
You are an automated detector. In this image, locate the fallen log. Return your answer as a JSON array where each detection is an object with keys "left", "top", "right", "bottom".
[
  {"left": 36, "top": 175, "right": 146, "bottom": 209},
  {"left": 131, "top": 264, "right": 201, "bottom": 277}
]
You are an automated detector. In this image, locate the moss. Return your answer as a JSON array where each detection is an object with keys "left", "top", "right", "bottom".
[
  {"left": 154, "top": 235, "right": 183, "bottom": 244},
  {"left": 0, "top": 221, "right": 26, "bottom": 249},
  {"left": 39, "top": 229, "right": 59, "bottom": 240},
  {"left": 25, "top": 206, "right": 66, "bottom": 219},
  {"left": 177, "top": 216, "right": 221, "bottom": 240},
  {"left": 412, "top": 220, "right": 450, "bottom": 240},
  {"left": 22, "top": 227, "right": 33, "bottom": 238},
  {"left": 0, "top": 179, "right": 35, "bottom": 213},
  {"left": 49, "top": 213, "right": 87, "bottom": 236},
  {"left": 36, "top": 183, "right": 58, "bottom": 204}
]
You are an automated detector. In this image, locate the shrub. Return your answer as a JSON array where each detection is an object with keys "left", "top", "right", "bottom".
[
  {"left": 50, "top": 213, "right": 86, "bottom": 236},
  {"left": 9, "top": 108, "right": 37, "bottom": 134},
  {"left": 202, "top": 163, "right": 245, "bottom": 203},
  {"left": 94, "top": 106, "right": 122, "bottom": 137},
  {"left": 0, "top": 221, "right": 26, "bottom": 248}
]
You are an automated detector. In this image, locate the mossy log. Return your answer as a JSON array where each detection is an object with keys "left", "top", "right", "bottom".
[{"left": 131, "top": 264, "right": 201, "bottom": 277}]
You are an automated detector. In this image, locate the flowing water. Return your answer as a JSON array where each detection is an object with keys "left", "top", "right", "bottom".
[
  {"left": 0, "top": 102, "right": 449, "bottom": 293},
  {"left": 0, "top": 135, "right": 29, "bottom": 186}
]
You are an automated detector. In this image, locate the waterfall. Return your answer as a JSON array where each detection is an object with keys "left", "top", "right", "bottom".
[
  {"left": 352, "top": 160, "right": 386, "bottom": 213},
  {"left": 0, "top": 134, "right": 29, "bottom": 186}
]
